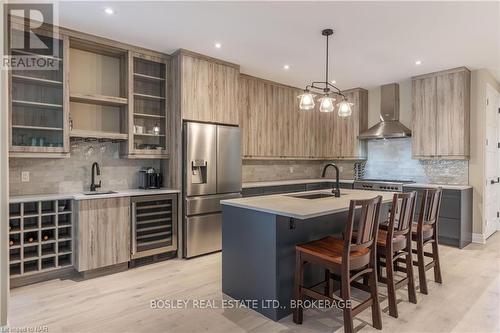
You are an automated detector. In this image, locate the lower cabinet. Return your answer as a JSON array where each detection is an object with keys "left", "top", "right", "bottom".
[
  {"left": 75, "top": 197, "right": 131, "bottom": 272},
  {"left": 404, "top": 186, "right": 472, "bottom": 248}
]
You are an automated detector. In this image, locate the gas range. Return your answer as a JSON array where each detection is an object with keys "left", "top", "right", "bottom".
[{"left": 353, "top": 179, "right": 415, "bottom": 192}]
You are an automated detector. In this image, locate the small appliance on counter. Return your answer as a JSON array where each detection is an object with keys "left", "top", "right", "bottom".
[{"left": 139, "top": 167, "right": 163, "bottom": 189}]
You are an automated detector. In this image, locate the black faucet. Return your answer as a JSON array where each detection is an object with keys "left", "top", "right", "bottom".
[
  {"left": 90, "top": 162, "right": 101, "bottom": 192},
  {"left": 321, "top": 163, "right": 341, "bottom": 197}
]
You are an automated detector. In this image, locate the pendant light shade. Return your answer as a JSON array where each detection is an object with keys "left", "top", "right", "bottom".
[
  {"left": 319, "top": 96, "right": 336, "bottom": 113},
  {"left": 298, "top": 28, "right": 353, "bottom": 117},
  {"left": 337, "top": 99, "right": 353, "bottom": 117},
  {"left": 298, "top": 92, "right": 315, "bottom": 111}
]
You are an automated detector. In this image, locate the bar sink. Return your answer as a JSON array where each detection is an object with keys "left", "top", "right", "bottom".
[
  {"left": 288, "top": 192, "right": 345, "bottom": 199},
  {"left": 81, "top": 190, "right": 117, "bottom": 196}
]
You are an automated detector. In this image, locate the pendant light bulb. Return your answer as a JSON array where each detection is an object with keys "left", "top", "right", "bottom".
[
  {"left": 337, "top": 99, "right": 353, "bottom": 117},
  {"left": 298, "top": 92, "right": 315, "bottom": 111},
  {"left": 319, "top": 95, "right": 335, "bottom": 113}
]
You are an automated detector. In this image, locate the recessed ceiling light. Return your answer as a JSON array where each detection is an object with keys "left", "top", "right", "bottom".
[
  {"left": 415, "top": 60, "right": 422, "bottom": 65},
  {"left": 330, "top": 80, "right": 336, "bottom": 84},
  {"left": 104, "top": 8, "right": 114, "bottom": 15},
  {"left": 283, "top": 64, "right": 290, "bottom": 70},
  {"left": 215, "top": 42, "right": 222, "bottom": 49}
]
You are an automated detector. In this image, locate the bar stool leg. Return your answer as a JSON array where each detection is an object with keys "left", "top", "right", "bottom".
[
  {"left": 341, "top": 273, "right": 354, "bottom": 333},
  {"left": 416, "top": 238, "right": 428, "bottom": 295},
  {"left": 369, "top": 268, "right": 382, "bottom": 330},
  {"left": 293, "top": 252, "right": 304, "bottom": 324},
  {"left": 432, "top": 240, "right": 443, "bottom": 284},
  {"left": 385, "top": 249, "right": 398, "bottom": 318},
  {"left": 325, "top": 269, "right": 332, "bottom": 296},
  {"left": 406, "top": 244, "right": 417, "bottom": 304}
]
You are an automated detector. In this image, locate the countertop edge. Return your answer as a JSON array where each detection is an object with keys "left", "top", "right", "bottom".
[
  {"left": 242, "top": 178, "right": 355, "bottom": 189},
  {"left": 10, "top": 189, "right": 181, "bottom": 203}
]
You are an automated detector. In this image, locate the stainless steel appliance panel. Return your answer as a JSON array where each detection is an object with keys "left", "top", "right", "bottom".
[
  {"left": 185, "top": 193, "right": 242, "bottom": 216},
  {"left": 185, "top": 122, "right": 217, "bottom": 196},
  {"left": 217, "top": 125, "right": 242, "bottom": 194},
  {"left": 185, "top": 214, "right": 222, "bottom": 257}
]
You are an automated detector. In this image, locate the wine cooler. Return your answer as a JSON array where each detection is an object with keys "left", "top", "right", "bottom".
[{"left": 131, "top": 194, "right": 178, "bottom": 259}]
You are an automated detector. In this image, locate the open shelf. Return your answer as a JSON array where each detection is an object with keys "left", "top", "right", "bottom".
[
  {"left": 12, "top": 100, "right": 63, "bottom": 109},
  {"left": 12, "top": 49, "right": 62, "bottom": 61},
  {"left": 12, "top": 125, "right": 63, "bottom": 132},
  {"left": 70, "top": 129, "right": 128, "bottom": 141},
  {"left": 134, "top": 113, "right": 165, "bottom": 119},
  {"left": 134, "top": 93, "right": 165, "bottom": 101},
  {"left": 134, "top": 133, "right": 165, "bottom": 137},
  {"left": 12, "top": 75, "right": 63, "bottom": 86},
  {"left": 134, "top": 73, "right": 165, "bottom": 81},
  {"left": 8, "top": 199, "right": 73, "bottom": 278},
  {"left": 70, "top": 93, "right": 128, "bottom": 106}
]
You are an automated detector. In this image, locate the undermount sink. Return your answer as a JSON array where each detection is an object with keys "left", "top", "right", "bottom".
[
  {"left": 288, "top": 192, "right": 346, "bottom": 200},
  {"left": 82, "top": 190, "right": 117, "bottom": 196}
]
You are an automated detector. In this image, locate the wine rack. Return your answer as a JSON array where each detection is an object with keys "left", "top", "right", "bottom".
[
  {"left": 9, "top": 198, "right": 73, "bottom": 277},
  {"left": 131, "top": 194, "right": 177, "bottom": 259}
]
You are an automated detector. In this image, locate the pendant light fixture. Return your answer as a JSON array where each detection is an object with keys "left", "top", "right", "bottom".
[{"left": 298, "top": 29, "right": 352, "bottom": 117}]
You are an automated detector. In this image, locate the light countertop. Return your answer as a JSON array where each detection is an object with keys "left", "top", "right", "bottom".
[
  {"left": 221, "top": 189, "right": 394, "bottom": 220},
  {"left": 402, "top": 183, "right": 472, "bottom": 190},
  {"left": 10, "top": 188, "right": 180, "bottom": 203},
  {"left": 242, "top": 178, "right": 354, "bottom": 189}
]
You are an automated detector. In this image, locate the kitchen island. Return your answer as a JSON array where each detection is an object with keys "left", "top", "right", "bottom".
[{"left": 221, "top": 189, "right": 394, "bottom": 321}]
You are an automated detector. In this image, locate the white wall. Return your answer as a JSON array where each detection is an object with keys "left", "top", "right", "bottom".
[
  {"left": 469, "top": 69, "right": 500, "bottom": 237},
  {"left": 1, "top": 3, "right": 10, "bottom": 326}
]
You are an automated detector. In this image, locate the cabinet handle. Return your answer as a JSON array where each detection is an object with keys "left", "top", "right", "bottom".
[{"left": 491, "top": 177, "right": 500, "bottom": 185}]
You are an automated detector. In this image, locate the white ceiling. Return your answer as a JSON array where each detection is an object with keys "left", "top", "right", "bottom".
[{"left": 57, "top": 1, "right": 500, "bottom": 90}]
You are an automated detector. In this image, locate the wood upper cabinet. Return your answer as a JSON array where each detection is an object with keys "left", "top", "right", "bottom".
[
  {"left": 412, "top": 76, "right": 437, "bottom": 157},
  {"left": 339, "top": 88, "right": 368, "bottom": 159},
  {"left": 213, "top": 63, "right": 239, "bottom": 125},
  {"left": 412, "top": 67, "right": 470, "bottom": 159},
  {"left": 176, "top": 50, "right": 240, "bottom": 125},
  {"left": 436, "top": 70, "right": 470, "bottom": 156},
  {"left": 75, "top": 197, "right": 130, "bottom": 272},
  {"left": 239, "top": 75, "right": 367, "bottom": 160}
]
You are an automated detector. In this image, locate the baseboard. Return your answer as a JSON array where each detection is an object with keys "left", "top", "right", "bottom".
[{"left": 472, "top": 233, "right": 486, "bottom": 244}]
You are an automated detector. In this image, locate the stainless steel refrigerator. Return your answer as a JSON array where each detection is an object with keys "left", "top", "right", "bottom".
[{"left": 183, "top": 122, "right": 242, "bottom": 258}]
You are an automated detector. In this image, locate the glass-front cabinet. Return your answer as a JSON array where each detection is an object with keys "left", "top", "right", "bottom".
[
  {"left": 125, "top": 52, "right": 169, "bottom": 159},
  {"left": 9, "top": 28, "right": 70, "bottom": 158}
]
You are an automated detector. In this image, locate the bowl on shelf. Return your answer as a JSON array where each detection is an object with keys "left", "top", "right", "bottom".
[{"left": 58, "top": 205, "right": 66, "bottom": 212}]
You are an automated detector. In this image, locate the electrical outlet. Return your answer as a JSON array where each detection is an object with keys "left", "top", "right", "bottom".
[
  {"left": 21, "top": 171, "right": 30, "bottom": 182},
  {"left": 289, "top": 167, "right": 294, "bottom": 173}
]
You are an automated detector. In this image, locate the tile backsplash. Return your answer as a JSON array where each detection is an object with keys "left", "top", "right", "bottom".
[
  {"left": 364, "top": 138, "right": 468, "bottom": 185},
  {"left": 10, "top": 141, "right": 160, "bottom": 196},
  {"left": 242, "top": 160, "right": 355, "bottom": 182}
]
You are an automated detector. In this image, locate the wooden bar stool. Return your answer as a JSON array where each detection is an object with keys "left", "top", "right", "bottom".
[
  {"left": 293, "top": 196, "right": 383, "bottom": 333},
  {"left": 411, "top": 188, "right": 443, "bottom": 295},
  {"left": 376, "top": 192, "right": 417, "bottom": 318}
]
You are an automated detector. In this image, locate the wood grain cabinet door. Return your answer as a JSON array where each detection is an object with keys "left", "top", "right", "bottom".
[
  {"left": 181, "top": 55, "right": 213, "bottom": 122},
  {"left": 213, "top": 63, "right": 239, "bottom": 125},
  {"left": 436, "top": 70, "right": 470, "bottom": 157},
  {"left": 76, "top": 197, "right": 131, "bottom": 272},
  {"left": 412, "top": 76, "right": 437, "bottom": 157},
  {"left": 340, "top": 88, "right": 368, "bottom": 159}
]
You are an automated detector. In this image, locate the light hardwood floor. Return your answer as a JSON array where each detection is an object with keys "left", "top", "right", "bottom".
[{"left": 8, "top": 233, "right": 500, "bottom": 333}]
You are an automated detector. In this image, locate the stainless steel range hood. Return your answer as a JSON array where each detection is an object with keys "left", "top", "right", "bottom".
[{"left": 358, "top": 83, "right": 411, "bottom": 140}]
